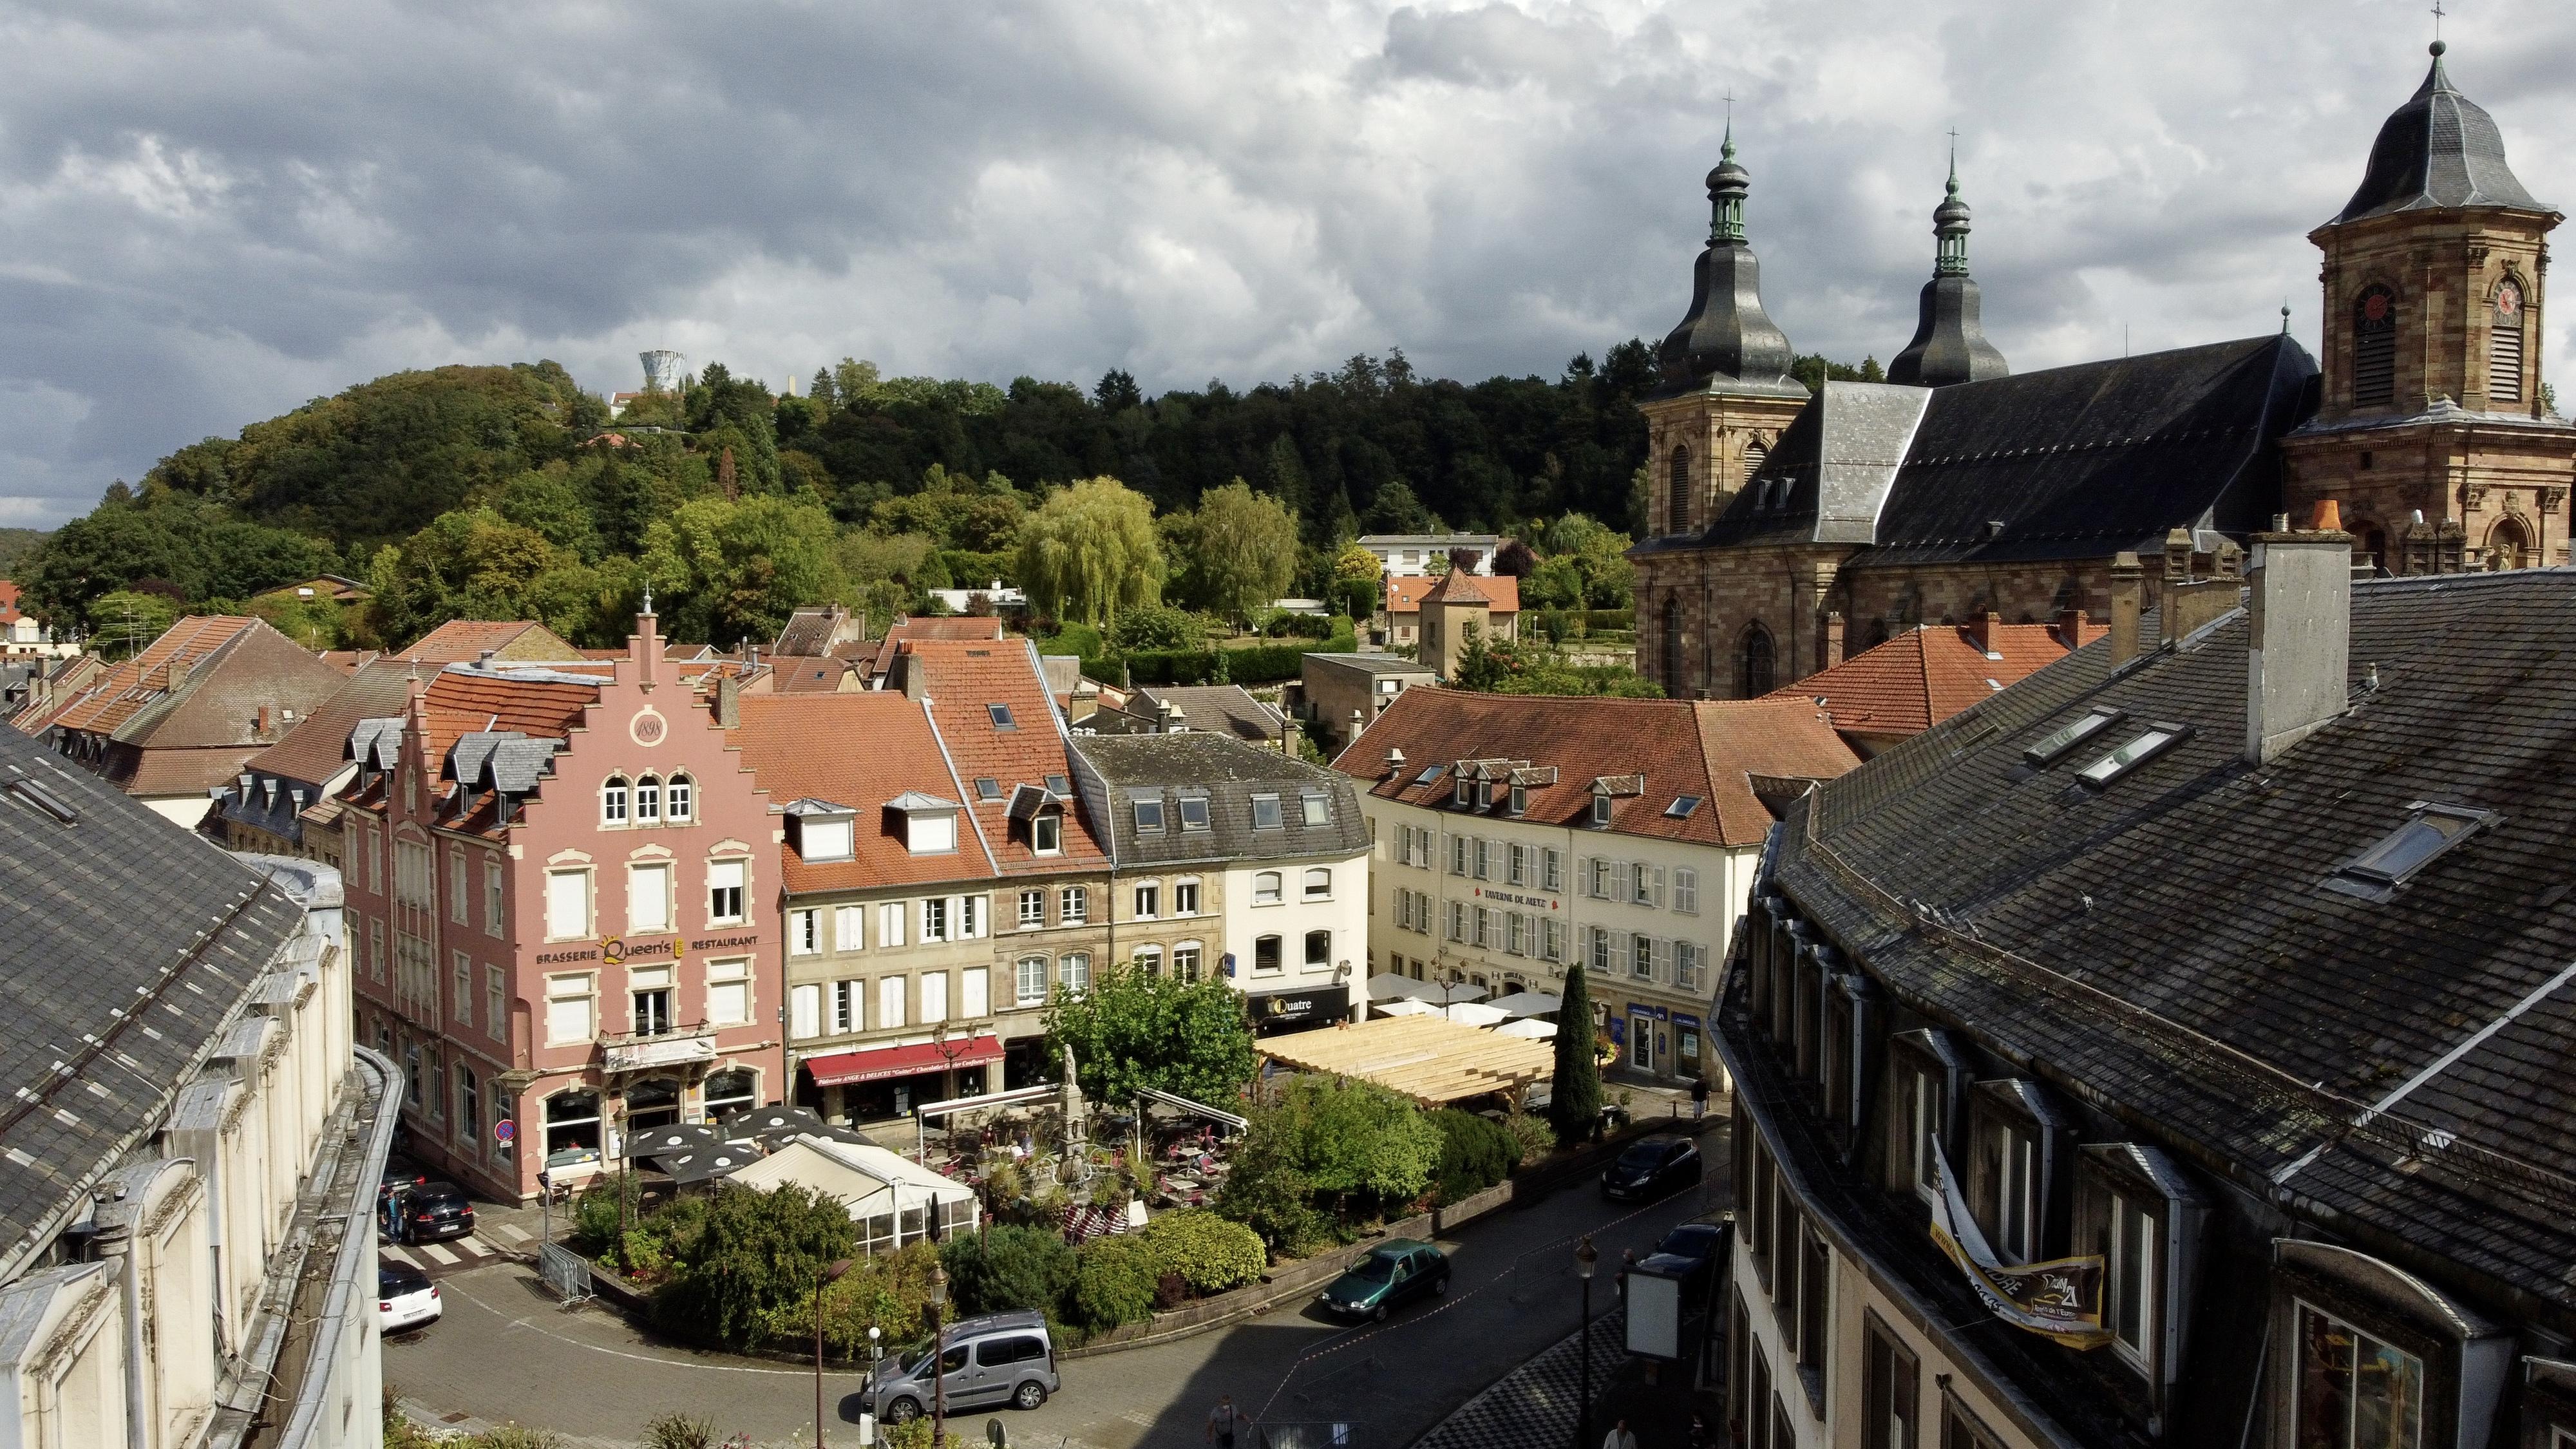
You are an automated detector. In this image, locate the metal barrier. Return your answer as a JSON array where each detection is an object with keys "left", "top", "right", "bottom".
[
  {"left": 1257, "top": 1423, "right": 1357, "bottom": 1448},
  {"left": 538, "top": 1242, "right": 593, "bottom": 1306}
]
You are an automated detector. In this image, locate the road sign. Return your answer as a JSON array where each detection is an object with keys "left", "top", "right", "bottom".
[{"left": 495, "top": 1119, "right": 516, "bottom": 1143}]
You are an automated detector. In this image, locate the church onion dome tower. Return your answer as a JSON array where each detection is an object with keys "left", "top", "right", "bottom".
[
  {"left": 1656, "top": 124, "right": 1810, "bottom": 399},
  {"left": 1887, "top": 153, "right": 2010, "bottom": 387},
  {"left": 2332, "top": 41, "right": 2549, "bottom": 223}
]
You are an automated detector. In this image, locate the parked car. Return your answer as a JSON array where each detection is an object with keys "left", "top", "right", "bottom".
[
  {"left": 397, "top": 1180, "right": 477, "bottom": 1244},
  {"left": 1601, "top": 1135, "right": 1702, "bottom": 1202},
  {"left": 866, "top": 1311, "right": 1059, "bottom": 1423},
  {"left": 377, "top": 1257, "right": 440, "bottom": 1333},
  {"left": 1316, "top": 1239, "right": 1451, "bottom": 1321},
  {"left": 1636, "top": 1220, "right": 1728, "bottom": 1302}
]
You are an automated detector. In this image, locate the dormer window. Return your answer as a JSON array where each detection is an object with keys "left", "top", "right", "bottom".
[
  {"left": 786, "top": 800, "right": 858, "bottom": 862},
  {"left": 601, "top": 775, "right": 629, "bottom": 825},
  {"left": 1508, "top": 784, "right": 1527, "bottom": 816},
  {"left": 1034, "top": 813, "right": 1062, "bottom": 855},
  {"left": 1591, "top": 793, "right": 1612, "bottom": 828},
  {"left": 1453, "top": 778, "right": 1472, "bottom": 808},
  {"left": 2324, "top": 802, "right": 2499, "bottom": 902},
  {"left": 2074, "top": 723, "right": 2190, "bottom": 790},
  {"left": 1178, "top": 795, "right": 1211, "bottom": 830},
  {"left": 1474, "top": 781, "right": 1493, "bottom": 809},
  {"left": 885, "top": 791, "right": 961, "bottom": 855},
  {"left": 2023, "top": 708, "right": 2125, "bottom": 767}
]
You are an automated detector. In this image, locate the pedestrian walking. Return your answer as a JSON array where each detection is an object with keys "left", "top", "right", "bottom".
[
  {"left": 1207, "top": 1392, "right": 1246, "bottom": 1448},
  {"left": 1602, "top": 1417, "right": 1640, "bottom": 1449},
  {"left": 1690, "top": 1074, "right": 1709, "bottom": 1121}
]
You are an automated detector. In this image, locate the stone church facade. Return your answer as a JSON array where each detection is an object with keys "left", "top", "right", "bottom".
[{"left": 1632, "top": 43, "right": 2569, "bottom": 701}]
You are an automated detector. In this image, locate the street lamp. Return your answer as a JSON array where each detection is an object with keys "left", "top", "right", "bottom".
[
  {"left": 1572, "top": 1236, "right": 1598, "bottom": 1449},
  {"left": 926, "top": 1260, "right": 951, "bottom": 1448},
  {"left": 814, "top": 1258, "right": 852, "bottom": 1448}
]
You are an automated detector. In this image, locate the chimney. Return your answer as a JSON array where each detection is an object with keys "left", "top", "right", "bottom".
[
  {"left": 1969, "top": 612, "right": 2002, "bottom": 659},
  {"left": 1383, "top": 746, "right": 1406, "bottom": 780},
  {"left": 2055, "top": 607, "right": 2087, "bottom": 650},
  {"left": 2107, "top": 553, "right": 2144, "bottom": 666},
  {"left": 635, "top": 598, "right": 662, "bottom": 691},
  {"left": 900, "top": 653, "right": 927, "bottom": 703},
  {"left": 715, "top": 672, "right": 741, "bottom": 729},
  {"left": 2244, "top": 513, "right": 2353, "bottom": 765},
  {"left": 1157, "top": 697, "right": 1182, "bottom": 733},
  {"left": 1822, "top": 611, "right": 1846, "bottom": 668},
  {"left": 1350, "top": 707, "right": 1364, "bottom": 745}
]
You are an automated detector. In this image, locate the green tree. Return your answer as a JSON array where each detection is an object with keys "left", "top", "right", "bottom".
[
  {"left": 640, "top": 495, "right": 849, "bottom": 647},
  {"left": 1548, "top": 965, "right": 1603, "bottom": 1145},
  {"left": 682, "top": 363, "right": 783, "bottom": 495},
  {"left": 1014, "top": 477, "right": 1164, "bottom": 628},
  {"left": 938, "top": 1225, "right": 1077, "bottom": 1317},
  {"left": 1107, "top": 600, "right": 1197, "bottom": 652},
  {"left": 1040, "top": 963, "right": 1256, "bottom": 1106},
  {"left": 84, "top": 589, "right": 181, "bottom": 652},
  {"left": 1226, "top": 1075, "right": 1440, "bottom": 1226},
  {"left": 1173, "top": 481, "right": 1298, "bottom": 626},
  {"left": 1361, "top": 480, "right": 1438, "bottom": 535},
  {"left": 1067, "top": 1235, "right": 1160, "bottom": 1331},
  {"left": 1137, "top": 1209, "right": 1267, "bottom": 1291},
  {"left": 651, "top": 1182, "right": 857, "bottom": 1352},
  {"left": 1429, "top": 1109, "right": 1519, "bottom": 1202}
]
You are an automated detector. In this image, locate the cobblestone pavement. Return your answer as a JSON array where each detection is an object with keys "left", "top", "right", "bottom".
[{"left": 1410, "top": 1307, "right": 1627, "bottom": 1449}]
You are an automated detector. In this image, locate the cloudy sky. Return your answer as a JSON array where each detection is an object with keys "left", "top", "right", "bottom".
[{"left": 3, "top": 0, "right": 2570, "bottom": 526}]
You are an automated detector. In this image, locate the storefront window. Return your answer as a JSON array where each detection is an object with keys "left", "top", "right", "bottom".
[
  {"left": 625, "top": 1077, "right": 682, "bottom": 1132},
  {"left": 545, "top": 1089, "right": 601, "bottom": 1158},
  {"left": 2295, "top": 1303, "right": 2423, "bottom": 1449},
  {"left": 704, "top": 1068, "right": 757, "bottom": 1120}
]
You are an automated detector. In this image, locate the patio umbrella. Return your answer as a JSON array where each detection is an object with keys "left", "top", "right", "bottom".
[
  {"left": 1372, "top": 997, "right": 1439, "bottom": 1018},
  {"left": 1493, "top": 1018, "right": 1559, "bottom": 1039},
  {"left": 1484, "top": 991, "right": 1562, "bottom": 1019},
  {"left": 623, "top": 1122, "right": 721, "bottom": 1160},
  {"left": 721, "top": 1105, "right": 827, "bottom": 1142},
  {"left": 1443, "top": 1001, "right": 1511, "bottom": 1028},
  {"left": 656, "top": 1146, "right": 755, "bottom": 1185}
]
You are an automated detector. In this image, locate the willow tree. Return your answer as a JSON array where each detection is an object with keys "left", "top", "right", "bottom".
[{"left": 1015, "top": 476, "right": 1165, "bottom": 628}]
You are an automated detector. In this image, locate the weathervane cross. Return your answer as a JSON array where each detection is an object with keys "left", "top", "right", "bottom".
[{"left": 2432, "top": 1, "right": 2445, "bottom": 41}]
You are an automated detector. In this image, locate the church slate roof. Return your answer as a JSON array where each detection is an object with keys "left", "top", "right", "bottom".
[
  {"left": 1657, "top": 334, "right": 2316, "bottom": 567},
  {"left": 2331, "top": 44, "right": 2552, "bottom": 225},
  {"left": 1768, "top": 569, "right": 2576, "bottom": 1317}
]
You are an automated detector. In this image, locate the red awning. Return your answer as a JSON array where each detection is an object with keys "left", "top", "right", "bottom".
[{"left": 803, "top": 1034, "right": 1003, "bottom": 1088}]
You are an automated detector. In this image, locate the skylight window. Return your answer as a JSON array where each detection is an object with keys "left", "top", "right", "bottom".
[
  {"left": 1133, "top": 798, "right": 1165, "bottom": 832},
  {"left": 2324, "top": 803, "right": 2499, "bottom": 902},
  {"left": 2074, "top": 724, "right": 2189, "bottom": 790},
  {"left": 1300, "top": 792, "right": 1330, "bottom": 827},
  {"left": 1251, "top": 793, "right": 1284, "bottom": 829},
  {"left": 1046, "top": 773, "right": 1071, "bottom": 796},
  {"left": 987, "top": 703, "right": 1018, "bottom": 730},
  {"left": 2024, "top": 708, "right": 2125, "bottom": 767},
  {"left": 1414, "top": 765, "right": 1446, "bottom": 786},
  {"left": 1178, "top": 796, "right": 1211, "bottom": 830},
  {"left": 975, "top": 777, "right": 1001, "bottom": 801},
  {"left": 1665, "top": 796, "right": 1703, "bottom": 820}
]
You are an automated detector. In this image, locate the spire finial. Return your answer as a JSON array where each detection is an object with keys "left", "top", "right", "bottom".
[
  {"left": 642, "top": 580, "right": 654, "bottom": 616},
  {"left": 1931, "top": 135, "right": 1973, "bottom": 276},
  {"left": 1721, "top": 90, "right": 1736, "bottom": 159},
  {"left": 2282, "top": 299, "right": 2293, "bottom": 335},
  {"left": 1946, "top": 126, "right": 1961, "bottom": 194}
]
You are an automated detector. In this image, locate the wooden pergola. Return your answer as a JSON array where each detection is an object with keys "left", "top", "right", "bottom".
[{"left": 1257, "top": 1015, "right": 1556, "bottom": 1106}]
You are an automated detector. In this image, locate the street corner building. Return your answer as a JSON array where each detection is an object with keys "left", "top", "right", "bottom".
[
  {"left": 1629, "top": 41, "right": 2570, "bottom": 706},
  {"left": 0, "top": 723, "right": 393, "bottom": 1447},
  {"left": 334, "top": 607, "right": 782, "bottom": 1204},
  {"left": 1329, "top": 686, "right": 1857, "bottom": 1085},
  {"left": 1719, "top": 522, "right": 2576, "bottom": 1446}
]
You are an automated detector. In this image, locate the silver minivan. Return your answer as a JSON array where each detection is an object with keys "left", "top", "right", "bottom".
[{"left": 864, "top": 1310, "right": 1061, "bottom": 1423}]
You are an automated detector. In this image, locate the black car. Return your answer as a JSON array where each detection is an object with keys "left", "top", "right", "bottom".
[
  {"left": 1635, "top": 1220, "right": 1728, "bottom": 1300},
  {"left": 398, "top": 1180, "right": 477, "bottom": 1244},
  {"left": 1600, "top": 1135, "right": 1702, "bottom": 1201}
]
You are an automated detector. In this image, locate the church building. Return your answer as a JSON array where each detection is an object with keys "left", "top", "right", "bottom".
[{"left": 1631, "top": 43, "right": 2566, "bottom": 701}]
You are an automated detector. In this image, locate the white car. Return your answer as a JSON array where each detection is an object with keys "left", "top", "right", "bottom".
[{"left": 378, "top": 1257, "right": 440, "bottom": 1333}]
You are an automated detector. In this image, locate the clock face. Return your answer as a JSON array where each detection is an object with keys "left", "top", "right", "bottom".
[
  {"left": 2362, "top": 291, "right": 2393, "bottom": 324},
  {"left": 2497, "top": 284, "right": 2522, "bottom": 319}
]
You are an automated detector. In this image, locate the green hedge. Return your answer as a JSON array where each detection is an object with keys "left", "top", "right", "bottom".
[
  {"left": 1582, "top": 609, "right": 1633, "bottom": 632},
  {"left": 938, "top": 1224, "right": 1077, "bottom": 1318},
  {"left": 1078, "top": 625, "right": 1356, "bottom": 688},
  {"left": 1430, "top": 1110, "right": 1518, "bottom": 1203},
  {"left": 1138, "top": 1209, "right": 1268, "bottom": 1293},
  {"left": 1066, "top": 1235, "right": 1161, "bottom": 1332}
]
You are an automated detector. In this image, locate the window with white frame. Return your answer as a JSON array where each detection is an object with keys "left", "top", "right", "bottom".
[
  {"left": 922, "top": 896, "right": 949, "bottom": 941},
  {"left": 1254, "top": 871, "right": 1283, "bottom": 905},
  {"left": 1133, "top": 944, "right": 1164, "bottom": 976},
  {"left": 1473, "top": 906, "right": 1493, "bottom": 947},
  {"left": 601, "top": 776, "right": 629, "bottom": 826},
  {"left": 452, "top": 952, "right": 473, "bottom": 1023},
  {"left": 545, "top": 869, "right": 591, "bottom": 941},
  {"left": 1543, "top": 847, "right": 1564, "bottom": 893},
  {"left": 1174, "top": 942, "right": 1203, "bottom": 981},
  {"left": 1472, "top": 839, "right": 1492, "bottom": 880},
  {"left": 1061, "top": 953, "right": 1091, "bottom": 992},
  {"left": 1133, "top": 883, "right": 1159, "bottom": 920},
  {"left": 1447, "top": 901, "right": 1467, "bottom": 942},
  {"left": 1676, "top": 941, "right": 1705, "bottom": 991},
  {"left": 706, "top": 858, "right": 746, "bottom": 923},
  {"left": 1019, "top": 889, "right": 1046, "bottom": 928},
  {"left": 1507, "top": 913, "right": 1527, "bottom": 956},
  {"left": 1303, "top": 867, "right": 1331, "bottom": 901},
  {"left": 667, "top": 774, "right": 694, "bottom": 822},
  {"left": 633, "top": 775, "right": 660, "bottom": 824},
  {"left": 1673, "top": 867, "right": 1699, "bottom": 915},
  {"left": 878, "top": 975, "right": 907, "bottom": 1030},
  {"left": 831, "top": 979, "right": 862, "bottom": 1034},
  {"left": 789, "top": 907, "right": 821, "bottom": 955},
  {"left": 1016, "top": 955, "right": 1050, "bottom": 1005},
  {"left": 1589, "top": 858, "right": 1611, "bottom": 898},
  {"left": 1632, "top": 933, "right": 1655, "bottom": 980},
  {"left": 835, "top": 905, "right": 865, "bottom": 951},
  {"left": 706, "top": 958, "right": 751, "bottom": 1025},
  {"left": 1508, "top": 842, "right": 1530, "bottom": 886},
  {"left": 1174, "top": 878, "right": 1201, "bottom": 915},
  {"left": 2105, "top": 1191, "right": 2156, "bottom": 1367},
  {"left": 1974, "top": 1112, "right": 2041, "bottom": 1265},
  {"left": 369, "top": 918, "right": 386, "bottom": 981},
  {"left": 1034, "top": 813, "right": 1061, "bottom": 855},
  {"left": 629, "top": 862, "right": 674, "bottom": 935},
  {"left": 1450, "top": 835, "right": 1468, "bottom": 875},
  {"left": 1396, "top": 891, "right": 1414, "bottom": 933},
  {"left": 2292, "top": 1303, "right": 2425, "bottom": 1449},
  {"left": 544, "top": 972, "right": 595, "bottom": 1045},
  {"left": 1634, "top": 863, "right": 1660, "bottom": 906},
  {"left": 1590, "top": 927, "right": 1613, "bottom": 972},
  {"left": 448, "top": 849, "right": 468, "bottom": 922},
  {"left": 960, "top": 895, "right": 985, "bottom": 938},
  {"left": 1542, "top": 918, "right": 1564, "bottom": 961},
  {"left": 1060, "top": 886, "right": 1087, "bottom": 923}
]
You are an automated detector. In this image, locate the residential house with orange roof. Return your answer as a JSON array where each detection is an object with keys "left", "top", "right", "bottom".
[
  {"left": 15, "top": 615, "right": 349, "bottom": 828},
  {"left": 1385, "top": 572, "right": 1520, "bottom": 650},
  {"left": 866, "top": 614, "right": 1005, "bottom": 683},
  {"left": 336, "top": 607, "right": 782, "bottom": 1202},
  {"left": 214, "top": 657, "right": 419, "bottom": 870},
  {"left": 1766, "top": 610, "right": 2102, "bottom": 757},
  {"left": 396, "top": 618, "right": 584, "bottom": 665},
  {"left": 1331, "top": 688, "right": 1857, "bottom": 1083}
]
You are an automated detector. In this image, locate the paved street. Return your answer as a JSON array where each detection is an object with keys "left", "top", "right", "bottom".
[{"left": 386, "top": 1117, "right": 1726, "bottom": 1448}]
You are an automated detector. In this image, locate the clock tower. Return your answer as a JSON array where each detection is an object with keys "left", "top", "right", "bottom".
[{"left": 2282, "top": 43, "right": 2572, "bottom": 572}]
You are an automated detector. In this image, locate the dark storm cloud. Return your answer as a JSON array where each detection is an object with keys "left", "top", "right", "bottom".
[{"left": 1, "top": 0, "right": 2570, "bottom": 524}]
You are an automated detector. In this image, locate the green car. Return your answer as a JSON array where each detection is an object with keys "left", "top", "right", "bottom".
[{"left": 1317, "top": 1240, "right": 1450, "bottom": 1321}]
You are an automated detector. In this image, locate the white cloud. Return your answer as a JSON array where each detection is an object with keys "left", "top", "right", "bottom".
[{"left": 0, "top": 0, "right": 2569, "bottom": 524}]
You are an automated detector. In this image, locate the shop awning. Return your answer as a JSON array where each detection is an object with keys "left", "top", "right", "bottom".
[{"left": 804, "top": 1034, "right": 1002, "bottom": 1088}]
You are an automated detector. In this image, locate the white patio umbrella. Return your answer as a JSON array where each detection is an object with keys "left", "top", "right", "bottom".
[
  {"left": 1443, "top": 1001, "right": 1511, "bottom": 1028},
  {"left": 1493, "top": 1018, "right": 1559, "bottom": 1039},
  {"left": 1484, "top": 991, "right": 1562, "bottom": 1019},
  {"left": 1372, "top": 996, "right": 1439, "bottom": 1018}
]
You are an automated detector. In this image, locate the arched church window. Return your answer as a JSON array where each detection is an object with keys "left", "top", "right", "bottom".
[
  {"left": 2352, "top": 285, "right": 2398, "bottom": 407},
  {"left": 2491, "top": 280, "right": 2526, "bottom": 404},
  {"left": 1667, "top": 446, "right": 1692, "bottom": 535},
  {"left": 1660, "top": 598, "right": 1684, "bottom": 690},
  {"left": 1735, "top": 623, "right": 1777, "bottom": 699},
  {"left": 2488, "top": 515, "right": 2532, "bottom": 571}
]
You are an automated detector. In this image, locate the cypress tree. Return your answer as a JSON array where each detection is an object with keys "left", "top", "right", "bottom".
[{"left": 1548, "top": 964, "right": 1602, "bottom": 1144}]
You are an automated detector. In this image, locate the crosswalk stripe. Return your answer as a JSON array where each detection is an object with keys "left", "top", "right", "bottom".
[
  {"left": 495, "top": 1224, "right": 531, "bottom": 1244},
  {"left": 417, "top": 1242, "right": 459, "bottom": 1265},
  {"left": 454, "top": 1235, "right": 489, "bottom": 1257},
  {"left": 380, "top": 1246, "right": 422, "bottom": 1269}
]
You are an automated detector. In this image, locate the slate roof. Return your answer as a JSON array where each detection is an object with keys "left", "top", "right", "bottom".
[
  {"left": 240, "top": 660, "right": 419, "bottom": 793},
  {"left": 1769, "top": 568, "right": 2576, "bottom": 1314},
  {"left": 0, "top": 725, "right": 299, "bottom": 1271},
  {"left": 1661, "top": 335, "right": 2316, "bottom": 567},
  {"left": 1768, "top": 618, "right": 2103, "bottom": 739},
  {"left": 772, "top": 605, "right": 866, "bottom": 659},
  {"left": 1387, "top": 574, "right": 1520, "bottom": 616},
  {"left": 1122, "top": 685, "right": 1286, "bottom": 744},
  {"left": 725, "top": 693, "right": 999, "bottom": 893},
  {"left": 1301, "top": 652, "right": 1436, "bottom": 679},
  {"left": 2332, "top": 46, "right": 2552, "bottom": 225},
  {"left": 1328, "top": 688, "right": 1857, "bottom": 849},
  {"left": 1070, "top": 732, "right": 1370, "bottom": 867}
]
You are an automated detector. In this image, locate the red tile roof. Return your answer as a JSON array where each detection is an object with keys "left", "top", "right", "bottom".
[
  {"left": 726, "top": 693, "right": 996, "bottom": 893},
  {"left": 1387, "top": 574, "right": 1519, "bottom": 616},
  {"left": 20, "top": 615, "right": 255, "bottom": 735},
  {"left": 1328, "top": 687, "right": 1856, "bottom": 847},
  {"left": 870, "top": 616, "right": 1005, "bottom": 678},
  {"left": 899, "top": 637, "right": 1108, "bottom": 873},
  {"left": 1766, "top": 618, "right": 2104, "bottom": 739},
  {"left": 397, "top": 620, "right": 581, "bottom": 664},
  {"left": 415, "top": 668, "right": 596, "bottom": 767},
  {"left": 245, "top": 659, "right": 422, "bottom": 788}
]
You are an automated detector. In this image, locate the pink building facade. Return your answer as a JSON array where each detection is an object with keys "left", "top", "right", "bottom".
[{"left": 340, "top": 612, "right": 782, "bottom": 1203}]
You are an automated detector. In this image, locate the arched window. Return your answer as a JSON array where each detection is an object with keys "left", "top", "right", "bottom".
[
  {"left": 2492, "top": 279, "right": 2526, "bottom": 404},
  {"left": 1736, "top": 623, "right": 1777, "bottom": 699},
  {"left": 1132, "top": 945, "right": 1164, "bottom": 977},
  {"left": 2352, "top": 285, "right": 2398, "bottom": 407},
  {"left": 704, "top": 1067, "right": 757, "bottom": 1119},
  {"left": 666, "top": 773, "right": 694, "bottom": 822},
  {"left": 1743, "top": 439, "right": 1769, "bottom": 485},
  {"left": 1667, "top": 446, "right": 1692, "bottom": 535},
  {"left": 544, "top": 1088, "right": 601, "bottom": 1158},
  {"left": 2488, "top": 515, "right": 2532, "bottom": 571},
  {"left": 624, "top": 1077, "right": 682, "bottom": 1132},
  {"left": 1303, "top": 867, "right": 1332, "bottom": 900},
  {"left": 601, "top": 775, "right": 629, "bottom": 826},
  {"left": 1253, "top": 871, "right": 1283, "bottom": 905},
  {"left": 634, "top": 774, "right": 661, "bottom": 824},
  {"left": 1660, "top": 597, "right": 1684, "bottom": 692}
]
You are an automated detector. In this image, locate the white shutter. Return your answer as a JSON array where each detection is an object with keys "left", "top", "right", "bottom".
[
  {"left": 880, "top": 902, "right": 906, "bottom": 947},
  {"left": 836, "top": 905, "right": 865, "bottom": 951},
  {"left": 545, "top": 870, "right": 588, "bottom": 939},
  {"left": 921, "top": 971, "right": 949, "bottom": 1024},
  {"left": 1613, "top": 862, "right": 1633, "bottom": 902},
  {"left": 790, "top": 983, "right": 820, "bottom": 1039},
  {"left": 1652, "top": 937, "right": 1672, "bottom": 981},
  {"left": 1651, "top": 867, "right": 1667, "bottom": 907},
  {"left": 879, "top": 976, "right": 907, "bottom": 1029},
  {"left": 961, "top": 967, "right": 990, "bottom": 1018},
  {"left": 963, "top": 895, "right": 985, "bottom": 938}
]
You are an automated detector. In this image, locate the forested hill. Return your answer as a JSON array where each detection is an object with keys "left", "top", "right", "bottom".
[{"left": 19, "top": 345, "right": 1871, "bottom": 650}]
